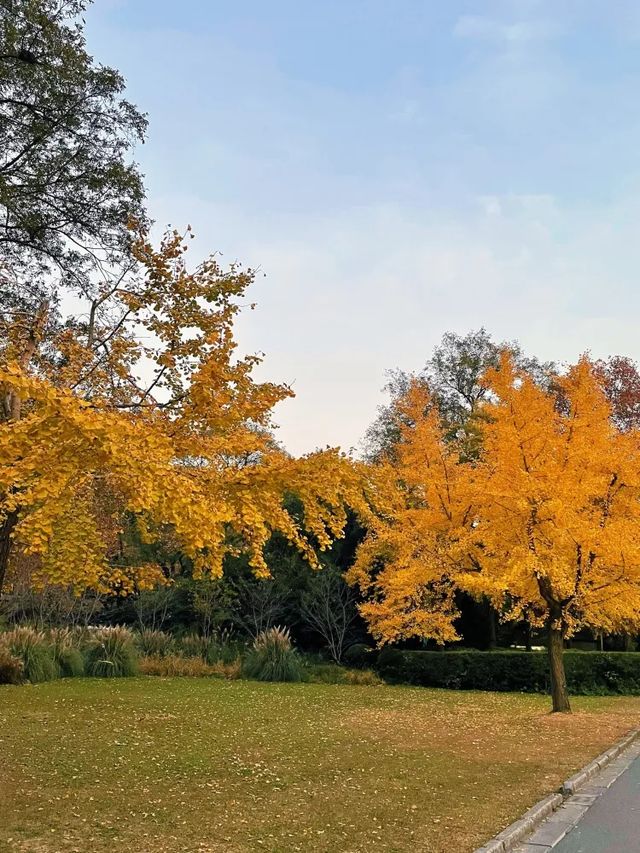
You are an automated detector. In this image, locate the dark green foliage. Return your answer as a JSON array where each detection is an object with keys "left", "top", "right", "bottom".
[
  {"left": 0, "top": 645, "right": 24, "bottom": 683},
  {"left": 375, "top": 649, "right": 640, "bottom": 695},
  {"left": 343, "top": 643, "right": 379, "bottom": 669},
  {"left": 85, "top": 627, "right": 138, "bottom": 678},
  {"left": 304, "top": 662, "right": 343, "bottom": 683},
  {"left": 172, "top": 631, "right": 242, "bottom": 664},
  {"left": 0, "top": 0, "right": 147, "bottom": 299},
  {"left": 56, "top": 647, "right": 85, "bottom": 677},
  {"left": 243, "top": 626, "right": 303, "bottom": 683},
  {"left": 48, "top": 628, "right": 85, "bottom": 677},
  {"left": 364, "top": 329, "right": 555, "bottom": 463}
]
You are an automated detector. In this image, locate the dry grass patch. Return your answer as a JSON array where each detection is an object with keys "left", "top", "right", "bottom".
[
  {"left": 0, "top": 678, "right": 638, "bottom": 853},
  {"left": 139, "top": 654, "right": 241, "bottom": 679}
]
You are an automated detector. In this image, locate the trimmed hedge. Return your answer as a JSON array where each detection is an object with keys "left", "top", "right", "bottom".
[
  {"left": 344, "top": 643, "right": 379, "bottom": 670},
  {"left": 375, "top": 648, "right": 640, "bottom": 695}
]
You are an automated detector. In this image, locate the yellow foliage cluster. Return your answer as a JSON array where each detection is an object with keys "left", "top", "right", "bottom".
[
  {"left": 351, "top": 353, "right": 640, "bottom": 644},
  {"left": 0, "top": 229, "right": 372, "bottom": 593}
]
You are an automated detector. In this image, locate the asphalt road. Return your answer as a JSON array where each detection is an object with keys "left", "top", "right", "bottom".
[{"left": 553, "top": 755, "right": 640, "bottom": 852}]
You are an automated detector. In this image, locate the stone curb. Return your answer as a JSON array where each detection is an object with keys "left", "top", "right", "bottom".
[
  {"left": 561, "top": 728, "right": 639, "bottom": 795},
  {"left": 473, "top": 729, "right": 640, "bottom": 853}
]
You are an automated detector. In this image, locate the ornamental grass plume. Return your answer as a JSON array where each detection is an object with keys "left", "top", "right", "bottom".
[
  {"left": 85, "top": 626, "right": 138, "bottom": 677},
  {"left": 243, "top": 625, "right": 302, "bottom": 682},
  {"left": 2, "top": 626, "right": 57, "bottom": 682}
]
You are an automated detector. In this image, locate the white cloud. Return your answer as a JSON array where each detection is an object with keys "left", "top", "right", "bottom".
[{"left": 150, "top": 188, "right": 640, "bottom": 456}]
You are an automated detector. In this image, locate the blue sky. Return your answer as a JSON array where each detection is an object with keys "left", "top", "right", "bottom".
[{"left": 87, "top": 1, "right": 640, "bottom": 455}]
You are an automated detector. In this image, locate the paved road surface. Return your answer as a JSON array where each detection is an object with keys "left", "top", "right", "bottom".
[{"left": 552, "top": 755, "right": 640, "bottom": 852}]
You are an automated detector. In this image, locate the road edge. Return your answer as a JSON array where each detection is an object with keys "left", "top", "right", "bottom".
[{"left": 473, "top": 728, "right": 640, "bottom": 853}]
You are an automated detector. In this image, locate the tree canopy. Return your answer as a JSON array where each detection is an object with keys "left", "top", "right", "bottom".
[
  {"left": 351, "top": 353, "right": 640, "bottom": 711},
  {"left": 0, "top": 228, "right": 373, "bottom": 595},
  {"left": 0, "top": 0, "right": 147, "bottom": 304}
]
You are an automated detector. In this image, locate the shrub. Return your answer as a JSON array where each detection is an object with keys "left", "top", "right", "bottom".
[
  {"left": 210, "top": 658, "right": 242, "bottom": 680},
  {"left": 305, "top": 661, "right": 383, "bottom": 686},
  {"left": 2, "top": 627, "right": 58, "bottom": 682},
  {"left": 375, "top": 649, "right": 640, "bottom": 695},
  {"left": 243, "top": 626, "right": 303, "bottom": 682},
  {"left": 178, "top": 633, "right": 210, "bottom": 660},
  {"left": 177, "top": 630, "right": 243, "bottom": 665},
  {"left": 140, "top": 654, "right": 217, "bottom": 677},
  {"left": 344, "top": 643, "right": 379, "bottom": 670},
  {"left": 47, "top": 628, "right": 85, "bottom": 677},
  {"left": 306, "top": 662, "right": 343, "bottom": 683},
  {"left": 140, "top": 654, "right": 242, "bottom": 679},
  {"left": 136, "top": 629, "right": 174, "bottom": 658},
  {"left": 85, "top": 626, "right": 138, "bottom": 677},
  {"left": 343, "top": 668, "right": 383, "bottom": 686},
  {"left": 0, "top": 644, "right": 24, "bottom": 684}
]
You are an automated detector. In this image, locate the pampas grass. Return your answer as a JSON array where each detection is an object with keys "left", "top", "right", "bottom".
[
  {"left": 85, "top": 626, "right": 138, "bottom": 677},
  {"left": 2, "top": 627, "right": 57, "bottom": 682},
  {"left": 243, "top": 626, "right": 302, "bottom": 683},
  {"left": 0, "top": 643, "right": 24, "bottom": 684}
]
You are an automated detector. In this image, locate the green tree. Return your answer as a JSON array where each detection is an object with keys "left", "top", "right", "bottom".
[
  {"left": 364, "top": 328, "right": 554, "bottom": 462},
  {"left": 0, "top": 0, "right": 147, "bottom": 303}
]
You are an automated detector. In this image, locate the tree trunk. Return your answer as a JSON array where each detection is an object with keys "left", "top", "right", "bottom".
[
  {"left": 0, "top": 508, "right": 18, "bottom": 597},
  {"left": 487, "top": 600, "right": 497, "bottom": 649},
  {"left": 548, "top": 626, "right": 571, "bottom": 713}
]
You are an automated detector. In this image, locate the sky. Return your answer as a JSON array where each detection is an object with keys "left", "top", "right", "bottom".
[{"left": 86, "top": 0, "right": 640, "bottom": 456}]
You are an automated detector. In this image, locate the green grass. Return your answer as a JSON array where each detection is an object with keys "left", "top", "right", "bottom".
[{"left": 1, "top": 679, "right": 639, "bottom": 853}]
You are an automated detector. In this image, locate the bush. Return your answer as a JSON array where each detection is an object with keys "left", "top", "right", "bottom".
[
  {"left": 305, "top": 662, "right": 343, "bottom": 683},
  {"left": 209, "top": 658, "right": 242, "bottom": 680},
  {"left": 140, "top": 654, "right": 217, "bottom": 677},
  {"left": 2, "top": 627, "right": 58, "bottom": 682},
  {"left": 0, "top": 644, "right": 24, "bottom": 684},
  {"left": 140, "top": 654, "right": 242, "bottom": 679},
  {"left": 343, "top": 668, "right": 383, "bottom": 686},
  {"left": 344, "top": 643, "right": 379, "bottom": 670},
  {"left": 305, "top": 662, "right": 383, "bottom": 686},
  {"left": 177, "top": 630, "right": 243, "bottom": 665},
  {"left": 47, "top": 628, "right": 85, "bottom": 677},
  {"left": 375, "top": 649, "right": 640, "bottom": 695},
  {"left": 243, "top": 626, "right": 303, "bottom": 682},
  {"left": 136, "top": 629, "right": 174, "bottom": 658},
  {"left": 85, "top": 626, "right": 138, "bottom": 677},
  {"left": 178, "top": 633, "right": 211, "bottom": 660}
]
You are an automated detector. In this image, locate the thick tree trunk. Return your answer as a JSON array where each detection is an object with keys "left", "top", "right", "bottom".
[
  {"left": 548, "top": 626, "right": 571, "bottom": 713},
  {"left": 0, "top": 509, "right": 18, "bottom": 597}
]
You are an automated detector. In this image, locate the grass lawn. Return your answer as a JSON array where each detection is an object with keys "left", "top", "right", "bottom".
[{"left": 1, "top": 679, "right": 639, "bottom": 853}]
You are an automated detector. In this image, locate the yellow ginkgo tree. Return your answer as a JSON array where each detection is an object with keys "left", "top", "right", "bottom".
[
  {"left": 0, "top": 228, "right": 371, "bottom": 597},
  {"left": 351, "top": 353, "right": 640, "bottom": 712}
]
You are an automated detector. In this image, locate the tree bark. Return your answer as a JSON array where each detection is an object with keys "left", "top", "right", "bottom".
[
  {"left": 548, "top": 626, "right": 571, "bottom": 713},
  {"left": 486, "top": 599, "right": 497, "bottom": 649},
  {"left": 0, "top": 508, "right": 18, "bottom": 597}
]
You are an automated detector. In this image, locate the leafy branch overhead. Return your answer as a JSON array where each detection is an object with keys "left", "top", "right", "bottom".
[{"left": 0, "top": 228, "right": 374, "bottom": 594}]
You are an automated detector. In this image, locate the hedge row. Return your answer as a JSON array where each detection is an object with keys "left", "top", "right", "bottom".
[{"left": 346, "top": 646, "right": 640, "bottom": 695}]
